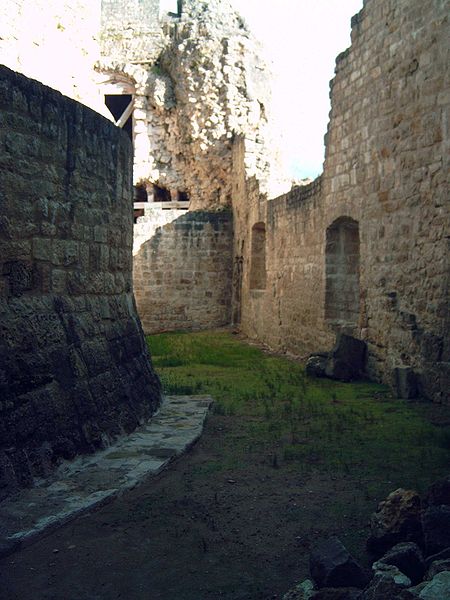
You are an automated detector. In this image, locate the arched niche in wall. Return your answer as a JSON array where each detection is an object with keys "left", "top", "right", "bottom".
[
  {"left": 325, "top": 216, "right": 360, "bottom": 332},
  {"left": 250, "top": 222, "right": 267, "bottom": 290}
]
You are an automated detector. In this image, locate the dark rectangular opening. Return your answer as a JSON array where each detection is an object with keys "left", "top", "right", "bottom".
[
  {"left": 153, "top": 184, "right": 171, "bottom": 202},
  {"left": 105, "top": 94, "right": 132, "bottom": 140}
]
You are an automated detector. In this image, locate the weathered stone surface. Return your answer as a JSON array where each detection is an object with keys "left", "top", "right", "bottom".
[
  {"left": 282, "top": 579, "right": 316, "bottom": 600},
  {"left": 313, "top": 588, "right": 362, "bottom": 600},
  {"left": 0, "top": 395, "right": 211, "bottom": 555},
  {"left": 0, "top": 537, "right": 20, "bottom": 559},
  {"left": 362, "top": 562, "right": 411, "bottom": 600},
  {"left": 283, "top": 579, "right": 362, "bottom": 600},
  {"left": 425, "top": 547, "right": 450, "bottom": 569},
  {"left": 424, "top": 476, "right": 450, "bottom": 508},
  {"left": 330, "top": 333, "right": 367, "bottom": 379},
  {"left": 404, "top": 571, "right": 450, "bottom": 599},
  {"left": 371, "top": 561, "right": 412, "bottom": 586},
  {"left": 367, "top": 489, "right": 423, "bottom": 557},
  {"left": 362, "top": 578, "right": 408, "bottom": 600},
  {"left": 0, "top": 66, "right": 161, "bottom": 498},
  {"left": 98, "top": 0, "right": 288, "bottom": 333},
  {"left": 307, "top": 335, "right": 367, "bottom": 382},
  {"left": 394, "top": 367, "right": 419, "bottom": 400},
  {"left": 133, "top": 210, "right": 233, "bottom": 333},
  {"left": 422, "top": 506, "right": 450, "bottom": 557},
  {"left": 310, "top": 537, "right": 369, "bottom": 589},
  {"left": 234, "top": 0, "right": 449, "bottom": 404},
  {"left": 99, "top": 0, "right": 287, "bottom": 211},
  {"left": 325, "top": 335, "right": 367, "bottom": 382},
  {"left": 306, "top": 354, "right": 328, "bottom": 378},
  {"left": 426, "top": 558, "right": 450, "bottom": 580},
  {"left": 377, "top": 542, "right": 425, "bottom": 585},
  {"left": 398, "top": 587, "right": 426, "bottom": 599},
  {"left": 1, "top": 0, "right": 449, "bottom": 416}
]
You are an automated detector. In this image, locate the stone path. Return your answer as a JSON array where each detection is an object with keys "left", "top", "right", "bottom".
[{"left": 0, "top": 395, "right": 212, "bottom": 558}]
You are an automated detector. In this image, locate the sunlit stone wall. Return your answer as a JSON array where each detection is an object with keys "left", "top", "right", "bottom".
[{"left": 235, "top": 0, "right": 449, "bottom": 403}]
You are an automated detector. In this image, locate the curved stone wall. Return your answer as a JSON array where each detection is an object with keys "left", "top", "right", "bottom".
[{"left": 0, "top": 66, "right": 161, "bottom": 498}]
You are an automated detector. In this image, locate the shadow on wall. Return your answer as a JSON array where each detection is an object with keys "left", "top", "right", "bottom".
[
  {"left": 325, "top": 216, "right": 360, "bottom": 336},
  {"left": 133, "top": 210, "right": 234, "bottom": 334},
  {"left": 0, "top": 66, "right": 161, "bottom": 498}
]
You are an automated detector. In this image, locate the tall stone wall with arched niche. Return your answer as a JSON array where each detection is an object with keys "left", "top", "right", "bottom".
[
  {"left": 0, "top": 66, "right": 161, "bottom": 499},
  {"left": 234, "top": 0, "right": 449, "bottom": 403}
]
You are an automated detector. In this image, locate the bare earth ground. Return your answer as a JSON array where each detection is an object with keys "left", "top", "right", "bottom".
[{"left": 1, "top": 412, "right": 391, "bottom": 600}]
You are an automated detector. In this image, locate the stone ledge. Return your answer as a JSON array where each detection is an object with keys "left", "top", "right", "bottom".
[{"left": 0, "top": 395, "right": 213, "bottom": 558}]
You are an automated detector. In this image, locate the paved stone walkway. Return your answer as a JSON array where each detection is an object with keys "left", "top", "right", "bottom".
[{"left": 0, "top": 395, "right": 212, "bottom": 557}]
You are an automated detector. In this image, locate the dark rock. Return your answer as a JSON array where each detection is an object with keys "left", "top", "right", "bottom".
[
  {"left": 325, "top": 358, "right": 354, "bottom": 382},
  {"left": 405, "top": 571, "right": 450, "bottom": 599},
  {"left": 313, "top": 588, "right": 362, "bottom": 599},
  {"left": 422, "top": 505, "right": 450, "bottom": 556},
  {"left": 367, "top": 489, "right": 423, "bottom": 557},
  {"left": 426, "top": 558, "right": 450, "bottom": 579},
  {"left": 306, "top": 354, "right": 329, "bottom": 378},
  {"left": 310, "top": 536, "right": 370, "bottom": 589},
  {"left": 424, "top": 476, "right": 450, "bottom": 508},
  {"left": 326, "top": 335, "right": 367, "bottom": 382},
  {"left": 377, "top": 542, "right": 425, "bottom": 585},
  {"left": 371, "top": 562, "right": 412, "bottom": 585},
  {"left": 307, "top": 336, "right": 367, "bottom": 382},
  {"left": 3, "top": 260, "right": 34, "bottom": 296},
  {"left": 396, "top": 586, "right": 426, "bottom": 599},
  {"left": 362, "top": 563, "right": 411, "bottom": 599},
  {"left": 282, "top": 579, "right": 316, "bottom": 600},
  {"left": 394, "top": 367, "right": 419, "bottom": 399},
  {"left": 425, "top": 546, "right": 450, "bottom": 568},
  {"left": 0, "top": 537, "right": 20, "bottom": 559}
]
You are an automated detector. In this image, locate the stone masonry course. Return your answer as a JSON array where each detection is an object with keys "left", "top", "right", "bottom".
[{"left": 0, "top": 66, "right": 161, "bottom": 499}]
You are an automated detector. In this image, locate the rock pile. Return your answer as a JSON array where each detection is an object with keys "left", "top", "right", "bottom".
[{"left": 282, "top": 475, "right": 450, "bottom": 599}]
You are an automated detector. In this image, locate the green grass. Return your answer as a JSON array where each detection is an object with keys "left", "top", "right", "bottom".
[{"left": 147, "top": 330, "right": 450, "bottom": 496}]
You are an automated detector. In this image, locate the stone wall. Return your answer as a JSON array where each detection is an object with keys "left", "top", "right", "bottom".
[
  {"left": 100, "top": 0, "right": 165, "bottom": 65},
  {"left": 1, "top": 0, "right": 447, "bottom": 405},
  {"left": 99, "top": 0, "right": 288, "bottom": 207},
  {"left": 134, "top": 211, "right": 233, "bottom": 333},
  {"left": 133, "top": 205, "right": 189, "bottom": 256},
  {"left": 0, "top": 66, "right": 161, "bottom": 498},
  {"left": 236, "top": 0, "right": 449, "bottom": 403},
  {"left": 234, "top": 174, "right": 330, "bottom": 355}
]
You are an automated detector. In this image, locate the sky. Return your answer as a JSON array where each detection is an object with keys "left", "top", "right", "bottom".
[{"left": 230, "top": 0, "right": 364, "bottom": 179}]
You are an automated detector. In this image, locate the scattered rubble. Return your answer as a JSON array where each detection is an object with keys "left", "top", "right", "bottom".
[{"left": 282, "top": 476, "right": 450, "bottom": 600}]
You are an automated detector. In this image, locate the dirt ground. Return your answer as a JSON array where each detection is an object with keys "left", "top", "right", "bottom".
[{"left": 0, "top": 411, "right": 380, "bottom": 600}]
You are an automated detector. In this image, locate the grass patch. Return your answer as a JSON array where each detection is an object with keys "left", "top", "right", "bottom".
[{"left": 147, "top": 330, "right": 450, "bottom": 497}]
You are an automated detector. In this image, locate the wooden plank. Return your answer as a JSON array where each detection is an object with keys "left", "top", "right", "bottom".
[{"left": 133, "top": 201, "right": 190, "bottom": 210}]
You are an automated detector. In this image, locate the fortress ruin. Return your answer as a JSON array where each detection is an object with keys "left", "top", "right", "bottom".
[{"left": 0, "top": 0, "right": 449, "bottom": 496}]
